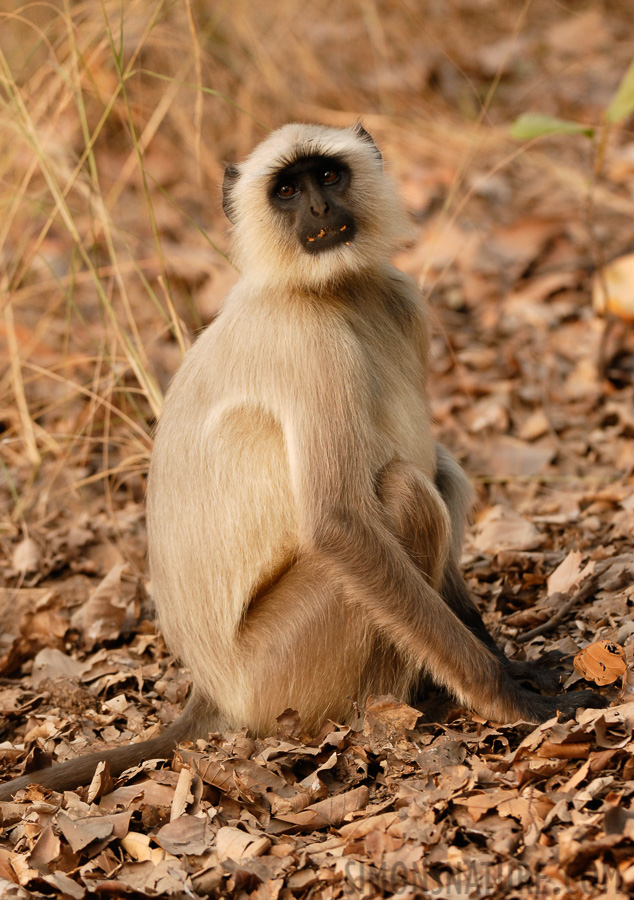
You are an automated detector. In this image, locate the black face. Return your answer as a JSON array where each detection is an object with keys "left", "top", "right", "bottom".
[{"left": 270, "top": 155, "right": 356, "bottom": 254}]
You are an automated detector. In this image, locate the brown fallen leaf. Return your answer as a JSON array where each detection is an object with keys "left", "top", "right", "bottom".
[
  {"left": 120, "top": 831, "right": 177, "bottom": 864},
  {"left": 548, "top": 6, "right": 608, "bottom": 55},
  {"left": 0, "top": 877, "right": 32, "bottom": 899},
  {"left": 56, "top": 811, "right": 114, "bottom": 852},
  {"left": 574, "top": 640, "right": 627, "bottom": 686},
  {"left": 91, "top": 856, "right": 189, "bottom": 894},
  {"left": 170, "top": 766, "right": 195, "bottom": 821},
  {"left": 12, "top": 537, "right": 41, "bottom": 576},
  {"left": 269, "top": 785, "right": 369, "bottom": 832},
  {"left": 86, "top": 760, "right": 115, "bottom": 803},
  {"left": 487, "top": 435, "right": 555, "bottom": 478},
  {"left": 536, "top": 740, "right": 592, "bottom": 760},
  {"left": 28, "top": 824, "right": 61, "bottom": 871},
  {"left": 473, "top": 505, "right": 543, "bottom": 553},
  {"left": 453, "top": 792, "right": 503, "bottom": 823},
  {"left": 155, "top": 815, "right": 213, "bottom": 856},
  {"left": 40, "top": 871, "right": 86, "bottom": 899},
  {"left": 593, "top": 253, "right": 634, "bottom": 322},
  {"left": 513, "top": 757, "right": 568, "bottom": 787},
  {"left": 72, "top": 562, "right": 129, "bottom": 647},
  {"left": 30, "top": 647, "right": 85, "bottom": 688},
  {"left": 338, "top": 811, "right": 402, "bottom": 841},
  {"left": 497, "top": 794, "right": 554, "bottom": 827},
  {"left": 215, "top": 826, "right": 271, "bottom": 861},
  {"left": 0, "top": 848, "right": 17, "bottom": 883},
  {"left": 98, "top": 779, "right": 176, "bottom": 812},
  {"left": 546, "top": 549, "right": 584, "bottom": 597},
  {"left": 517, "top": 408, "right": 550, "bottom": 441},
  {"left": 190, "top": 753, "right": 297, "bottom": 802},
  {"left": 363, "top": 695, "right": 422, "bottom": 734}
]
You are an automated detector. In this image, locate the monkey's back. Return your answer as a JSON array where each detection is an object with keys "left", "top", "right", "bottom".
[{"left": 147, "top": 293, "right": 301, "bottom": 716}]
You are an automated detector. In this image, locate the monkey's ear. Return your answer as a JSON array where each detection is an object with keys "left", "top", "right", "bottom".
[
  {"left": 222, "top": 164, "right": 240, "bottom": 223},
  {"left": 353, "top": 122, "right": 382, "bottom": 169}
]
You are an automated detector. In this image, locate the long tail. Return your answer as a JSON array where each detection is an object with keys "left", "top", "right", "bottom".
[{"left": 0, "top": 694, "right": 208, "bottom": 801}]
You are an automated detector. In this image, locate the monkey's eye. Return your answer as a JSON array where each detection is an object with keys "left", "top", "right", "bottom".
[
  {"left": 276, "top": 183, "right": 298, "bottom": 199},
  {"left": 319, "top": 169, "right": 341, "bottom": 186}
]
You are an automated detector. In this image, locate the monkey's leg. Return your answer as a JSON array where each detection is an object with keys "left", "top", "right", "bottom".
[
  {"left": 0, "top": 692, "right": 219, "bottom": 801},
  {"left": 377, "top": 458, "right": 500, "bottom": 708},
  {"left": 235, "top": 560, "right": 419, "bottom": 735},
  {"left": 373, "top": 458, "right": 605, "bottom": 720},
  {"left": 377, "top": 454, "right": 496, "bottom": 651}
]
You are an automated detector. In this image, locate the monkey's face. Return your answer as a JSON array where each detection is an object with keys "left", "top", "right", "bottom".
[
  {"left": 223, "top": 123, "right": 411, "bottom": 289},
  {"left": 269, "top": 156, "right": 356, "bottom": 255}
]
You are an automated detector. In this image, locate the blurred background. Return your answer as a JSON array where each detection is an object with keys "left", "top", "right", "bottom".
[{"left": 1, "top": 0, "right": 633, "bottom": 578}]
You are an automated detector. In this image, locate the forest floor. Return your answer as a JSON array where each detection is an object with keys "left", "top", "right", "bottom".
[{"left": 0, "top": 1, "right": 633, "bottom": 897}]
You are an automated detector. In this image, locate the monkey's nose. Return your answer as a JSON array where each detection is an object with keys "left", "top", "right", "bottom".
[{"left": 310, "top": 200, "right": 329, "bottom": 217}]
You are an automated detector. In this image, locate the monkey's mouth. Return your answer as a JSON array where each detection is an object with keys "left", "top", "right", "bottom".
[{"left": 303, "top": 220, "right": 356, "bottom": 254}]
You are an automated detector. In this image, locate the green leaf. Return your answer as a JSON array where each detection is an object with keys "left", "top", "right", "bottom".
[
  {"left": 510, "top": 113, "right": 594, "bottom": 140},
  {"left": 606, "top": 59, "right": 634, "bottom": 124}
]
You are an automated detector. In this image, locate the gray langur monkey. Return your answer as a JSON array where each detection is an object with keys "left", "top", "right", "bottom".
[{"left": 0, "top": 123, "right": 605, "bottom": 800}]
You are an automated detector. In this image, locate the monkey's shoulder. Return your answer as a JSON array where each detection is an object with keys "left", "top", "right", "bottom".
[
  {"left": 329, "top": 267, "right": 426, "bottom": 358},
  {"left": 336, "top": 266, "right": 424, "bottom": 326}
]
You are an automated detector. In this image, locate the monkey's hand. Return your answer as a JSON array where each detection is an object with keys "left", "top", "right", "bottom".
[
  {"left": 523, "top": 688, "right": 608, "bottom": 723},
  {"left": 504, "top": 651, "right": 565, "bottom": 693}
]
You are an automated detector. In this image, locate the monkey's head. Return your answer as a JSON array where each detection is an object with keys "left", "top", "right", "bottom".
[{"left": 223, "top": 123, "right": 411, "bottom": 289}]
